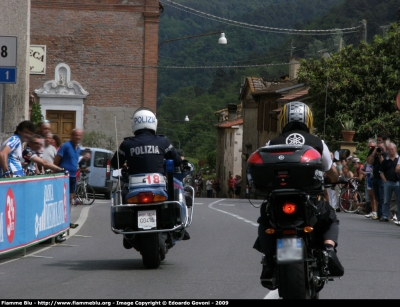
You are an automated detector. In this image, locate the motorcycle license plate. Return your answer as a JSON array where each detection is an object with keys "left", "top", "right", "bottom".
[
  {"left": 138, "top": 210, "right": 156, "bottom": 230},
  {"left": 277, "top": 238, "right": 303, "bottom": 263}
]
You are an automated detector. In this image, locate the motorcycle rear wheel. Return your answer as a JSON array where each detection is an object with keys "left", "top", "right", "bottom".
[
  {"left": 278, "top": 263, "right": 307, "bottom": 299},
  {"left": 141, "top": 233, "right": 161, "bottom": 269}
]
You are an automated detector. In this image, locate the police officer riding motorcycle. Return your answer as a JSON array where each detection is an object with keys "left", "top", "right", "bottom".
[{"left": 110, "top": 108, "right": 193, "bottom": 268}]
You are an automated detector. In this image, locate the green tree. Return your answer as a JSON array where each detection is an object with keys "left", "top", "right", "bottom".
[
  {"left": 297, "top": 23, "right": 400, "bottom": 152},
  {"left": 82, "top": 131, "right": 107, "bottom": 148},
  {"left": 30, "top": 102, "right": 44, "bottom": 125}
]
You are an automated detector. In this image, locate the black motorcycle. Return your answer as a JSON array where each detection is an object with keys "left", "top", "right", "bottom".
[{"left": 247, "top": 144, "right": 342, "bottom": 299}]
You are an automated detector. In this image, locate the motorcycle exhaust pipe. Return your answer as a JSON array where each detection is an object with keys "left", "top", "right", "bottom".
[{"left": 124, "top": 228, "right": 135, "bottom": 241}]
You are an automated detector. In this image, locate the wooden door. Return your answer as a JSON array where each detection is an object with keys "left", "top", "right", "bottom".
[{"left": 46, "top": 110, "right": 76, "bottom": 143}]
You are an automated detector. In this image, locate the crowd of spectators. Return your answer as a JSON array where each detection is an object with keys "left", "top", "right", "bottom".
[
  {"left": 0, "top": 120, "right": 84, "bottom": 242},
  {"left": 328, "top": 134, "right": 400, "bottom": 225}
]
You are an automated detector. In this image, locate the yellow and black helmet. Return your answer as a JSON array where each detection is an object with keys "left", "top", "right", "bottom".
[{"left": 278, "top": 101, "right": 313, "bottom": 133}]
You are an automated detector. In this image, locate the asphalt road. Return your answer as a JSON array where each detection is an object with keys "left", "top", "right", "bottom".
[{"left": 1, "top": 197, "right": 400, "bottom": 300}]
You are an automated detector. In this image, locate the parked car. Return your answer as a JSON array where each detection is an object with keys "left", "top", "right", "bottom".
[{"left": 79, "top": 147, "right": 117, "bottom": 199}]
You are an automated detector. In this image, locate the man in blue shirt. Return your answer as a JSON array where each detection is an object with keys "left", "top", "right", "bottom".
[{"left": 54, "top": 129, "right": 83, "bottom": 229}]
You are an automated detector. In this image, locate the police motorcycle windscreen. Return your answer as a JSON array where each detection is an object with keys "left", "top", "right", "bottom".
[{"left": 247, "top": 145, "right": 324, "bottom": 194}]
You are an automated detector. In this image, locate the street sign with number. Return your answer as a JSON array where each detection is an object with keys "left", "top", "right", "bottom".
[
  {"left": 0, "top": 67, "right": 17, "bottom": 83},
  {"left": 0, "top": 36, "right": 17, "bottom": 67}
]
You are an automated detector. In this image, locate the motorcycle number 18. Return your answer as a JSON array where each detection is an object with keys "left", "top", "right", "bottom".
[{"left": 146, "top": 174, "right": 160, "bottom": 184}]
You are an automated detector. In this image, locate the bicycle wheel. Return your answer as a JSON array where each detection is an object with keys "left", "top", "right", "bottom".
[
  {"left": 339, "top": 189, "right": 356, "bottom": 213},
  {"left": 339, "top": 189, "right": 362, "bottom": 213},
  {"left": 351, "top": 190, "right": 365, "bottom": 213},
  {"left": 76, "top": 184, "right": 95, "bottom": 205}
]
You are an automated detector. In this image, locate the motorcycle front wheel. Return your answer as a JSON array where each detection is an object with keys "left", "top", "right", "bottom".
[{"left": 140, "top": 233, "right": 161, "bottom": 269}]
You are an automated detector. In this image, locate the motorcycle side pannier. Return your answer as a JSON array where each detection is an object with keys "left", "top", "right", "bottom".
[{"left": 247, "top": 145, "right": 324, "bottom": 194}]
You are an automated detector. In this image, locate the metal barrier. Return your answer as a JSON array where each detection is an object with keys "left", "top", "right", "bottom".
[{"left": 0, "top": 174, "right": 70, "bottom": 255}]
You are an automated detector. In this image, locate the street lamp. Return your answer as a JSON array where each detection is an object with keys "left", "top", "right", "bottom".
[
  {"left": 158, "top": 31, "right": 227, "bottom": 48},
  {"left": 318, "top": 50, "right": 330, "bottom": 140},
  {"left": 184, "top": 115, "right": 189, "bottom": 122}
]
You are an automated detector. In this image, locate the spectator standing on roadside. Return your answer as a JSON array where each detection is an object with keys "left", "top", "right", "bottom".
[
  {"left": 367, "top": 141, "right": 387, "bottom": 220},
  {"left": 53, "top": 129, "right": 84, "bottom": 229},
  {"left": 42, "top": 133, "right": 57, "bottom": 166},
  {"left": 234, "top": 175, "right": 242, "bottom": 199},
  {"left": 377, "top": 133, "right": 388, "bottom": 146},
  {"left": 0, "top": 121, "right": 36, "bottom": 177},
  {"left": 212, "top": 177, "right": 221, "bottom": 198},
  {"left": 206, "top": 178, "right": 213, "bottom": 198},
  {"left": 228, "top": 174, "right": 236, "bottom": 198},
  {"left": 52, "top": 134, "right": 62, "bottom": 152},
  {"left": 198, "top": 175, "right": 204, "bottom": 197},
  {"left": 379, "top": 143, "right": 400, "bottom": 223},
  {"left": 327, "top": 152, "right": 340, "bottom": 212},
  {"left": 37, "top": 120, "right": 51, "bottom": 138},
  {"left": 77, "top": 152, "right": 91, "bottom": 181},
  {"left": 36, "top": 120, "right": 53, "bottom": 172},
  {"left": 340, "top": 165, "right": 353, "bottom": 181},
  {"left": 22, "top": 134, "right": 63, "bottom": 175},
  {"left": 362, "top": 140, "right": 378, "bottom": 219}
]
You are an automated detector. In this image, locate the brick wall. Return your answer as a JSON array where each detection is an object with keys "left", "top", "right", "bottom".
[{"left": 29, "top": 0, "right": 160, "bottom": 139}]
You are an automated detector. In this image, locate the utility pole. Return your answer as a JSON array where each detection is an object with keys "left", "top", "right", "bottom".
[
  {"left": 398, "top": 7, "right": 400, "bottom": 25},
  {"left": 380, "top": 25, "right": 390, "bottom": 37},
  {"left": 361, "top": 19, "right": 367, "bottom": 42},
  {"left": 338, "top": 37, "right": 343, "bottom": 51},
  {"left": 287, "top": 38, "right": 296, "bottom": 58}
]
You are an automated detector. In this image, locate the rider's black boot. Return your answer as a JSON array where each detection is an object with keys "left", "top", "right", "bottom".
[
  {"left": 325, "top": 246, "right": 344, "bottom": 276},
  {"left": 260, "top": 254, "right": 277, "bottom": 290}
]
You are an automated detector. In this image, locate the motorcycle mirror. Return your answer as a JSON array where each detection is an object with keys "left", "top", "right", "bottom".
[{"left": 333, "top": 149, "right": 351, "bottom": 161}]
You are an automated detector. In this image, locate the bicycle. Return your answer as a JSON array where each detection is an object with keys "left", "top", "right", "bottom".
[
  {"left": 74, "top": 171, "right": 95, "bottom": 205},
  {"left": 338, "top": 177, "right": 366, "bottom": 213}
]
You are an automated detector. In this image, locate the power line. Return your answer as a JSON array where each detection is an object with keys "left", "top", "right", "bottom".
[
  {"left": 66, "top": 61, "right": 298, "bottom": 69},
  {"left": 161, "top": 0, "right": 362, "bottom": 35}
]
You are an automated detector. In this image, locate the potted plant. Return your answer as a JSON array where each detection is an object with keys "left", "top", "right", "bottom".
[{"left": 339, "top": 114, "right": 355, "bottom": 142}]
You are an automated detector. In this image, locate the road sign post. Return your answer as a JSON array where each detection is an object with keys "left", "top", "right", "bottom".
[{"left": 0, "top": 36, "right": 17, "bottom": 84}]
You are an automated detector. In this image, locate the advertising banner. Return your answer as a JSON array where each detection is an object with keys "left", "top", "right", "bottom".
[{"left": 0, "top": 174, "right": 69, "bottom": 255}]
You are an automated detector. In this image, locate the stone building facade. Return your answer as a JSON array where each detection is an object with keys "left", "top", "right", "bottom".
[
  {"left": 30, "top": 0, "right": 161, "bottom": 142},
  {"left": 0, "top": 0, "right": 31, "bottom": 141},
  {"left": 214, "top": 104, "right": 243, "bottom": 198}
]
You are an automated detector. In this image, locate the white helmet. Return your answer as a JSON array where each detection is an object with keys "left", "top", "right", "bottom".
[{"left": 132, "top": 108, "right": 158, "bottom": 134}]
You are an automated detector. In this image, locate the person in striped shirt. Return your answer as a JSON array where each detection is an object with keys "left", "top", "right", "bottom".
[{"left": 0, "top": 121, "right": 36, "bottom": 177}]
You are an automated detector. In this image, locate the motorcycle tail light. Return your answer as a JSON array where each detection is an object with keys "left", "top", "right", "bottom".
[
  {"left": 126, "top": 192, "right": 167, "bottom": 204},
  {"left": 301, "top": 148, "right": 321, "bottom": 162},
  {"left": 282, "top": 202, "right": 296, "bottom": 214},
  {"left": 247, "top": 152, "right": 263, "bottom": 164},
  {"left": 283, "top": 229, "right": 296, "bottom": 235}
]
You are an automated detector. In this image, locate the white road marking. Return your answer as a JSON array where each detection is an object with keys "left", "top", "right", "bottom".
[
  {"left": 208, "top": 199, "right": 258, "bottom": 227},
  {"left": 219, "top": 203, "right": 235, "bottom": 206},
  {"left": 52, "top": 244, "right": 79, "bottom": 247},
  {"left": 264, "top": 290, "right": 280, "bottom": 299},
  {"left": 207, "top": 199, "right": 275, "bottom": 299},
  {"left": 0, "top": 204, "right": 95, "bottom": 266},
  {"left": 23, "top": 255, "right": 53, "bottom": 259}
]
